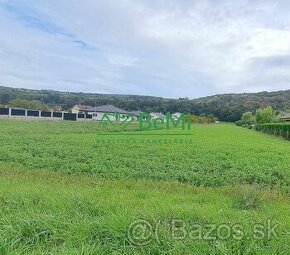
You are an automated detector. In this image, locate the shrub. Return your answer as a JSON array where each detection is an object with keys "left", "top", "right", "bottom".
[
  {"left": 255, "top": 106, "right": 275, "bottom": 124},
  {"left": 256, "top": 123, "right": 290, "bottom": 140}
]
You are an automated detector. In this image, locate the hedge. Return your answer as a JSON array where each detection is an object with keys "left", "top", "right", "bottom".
[{"left": 256, "top": 123, "right": 290, "bottom": 140}]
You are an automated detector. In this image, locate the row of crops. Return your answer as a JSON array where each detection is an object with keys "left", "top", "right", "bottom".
[{"left": 256, "top": 123, "right": 290, "bottom": 140}]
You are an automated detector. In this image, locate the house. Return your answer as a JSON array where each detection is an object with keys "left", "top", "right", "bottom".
[
  {"left": 280, "top": 113, "right": 290, "bottom": 122},
  {"left": 150, "top": 112, "right": 167, "bottom": 122},
  {"left": 71, "top": 104, "right": 131, "bottom": 121},
  {"left": 172, "top": 112, "right": 182, "bottom": 120},
  {"left": 71, "top": 105, "right": 93, "bottom": 113},
  {"left": 130, "top": 111, "right": 149, "bottom": 121},
  {"left": 150, "top": 112, "right": 166, "bottom": 119}
]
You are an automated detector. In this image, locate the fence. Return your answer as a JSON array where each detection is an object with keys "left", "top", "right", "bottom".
[
  {"left": 0, "top": 107, "right": 93, "bottom": 122},
  {"left": 256, "top": 123, "right": 290, "bottom": 140}
]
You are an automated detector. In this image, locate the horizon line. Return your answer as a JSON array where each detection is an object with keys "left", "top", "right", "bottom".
[{"left": 1, "top": 85, "right": 289, "bottom": 101}]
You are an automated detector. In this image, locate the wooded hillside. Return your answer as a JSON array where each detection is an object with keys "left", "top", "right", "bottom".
[{"left": 1, "top": 86, "right": 290, "bottom": 121}]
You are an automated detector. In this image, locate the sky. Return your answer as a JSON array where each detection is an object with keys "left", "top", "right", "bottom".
[{"left": 0, "top": 0, "right": 290, "bottom": 98}]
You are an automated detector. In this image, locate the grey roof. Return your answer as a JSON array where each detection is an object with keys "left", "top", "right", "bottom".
[
  {"left": 129, "top": 111, "right": 140, "bottom": 116},
  {"left": 95, "top": 105, "right": 130, "bottom": 114},
  {"left": 79, "top": 104, "right": 130, "bottom": 114},
  {"left": 129, "top": 111, "right": 148, "bottom": 116}
]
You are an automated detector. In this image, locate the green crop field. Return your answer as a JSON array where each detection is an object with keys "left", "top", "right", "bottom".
[{"left": 0, "top": 119, "right": 290, "bottom": 254}]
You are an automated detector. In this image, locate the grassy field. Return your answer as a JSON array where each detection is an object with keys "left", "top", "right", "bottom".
[
  {"left": 1, "top": 120, "right": 290, "bottom": 190},
  {"left": 0, "top": 119, "right": 290, "bottom": 254}
]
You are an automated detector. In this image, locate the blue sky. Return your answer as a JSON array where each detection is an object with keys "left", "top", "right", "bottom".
[{"left": 0, "top": 0, "right": 290, "bottom": 98}]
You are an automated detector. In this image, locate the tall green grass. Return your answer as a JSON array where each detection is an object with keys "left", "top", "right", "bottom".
[
  {"left": 0, "top": 170, "right": 289, "bottom": 254},
  {"left": 1, "top": 120, "right": 290, "bottom": 254},
  {"left": 1, "top": 119, "right": 290, "bottom": 192}
]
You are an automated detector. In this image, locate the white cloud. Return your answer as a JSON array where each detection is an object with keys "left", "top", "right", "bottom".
[{"left": 0, "top": 0, "right": 290, "bottom": 98}]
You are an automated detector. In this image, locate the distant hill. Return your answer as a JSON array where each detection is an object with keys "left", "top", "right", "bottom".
[{"left": 1, "top": 86, "right": 290, "bottom": 121}]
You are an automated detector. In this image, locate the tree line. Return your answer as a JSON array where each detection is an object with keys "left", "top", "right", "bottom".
[
  {"left": 236, "top": 106, "right": 290, "bottom": 128},
  {"left": 1, "top": 86, "right": 290, "bottom": 122}
]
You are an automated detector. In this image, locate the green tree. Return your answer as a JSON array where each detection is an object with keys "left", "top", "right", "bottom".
[
  {"left": 207, "top": 114, "right": 216, "bottom": 123},
  {"left": 255, "top": 106, "right": 275, "bottom": 124},
  {"left": 241, "top": 111, "right": 255, "bottom": 125},
  {"left": 9, "top": 99, "right": 49, "bottom": 111}
]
